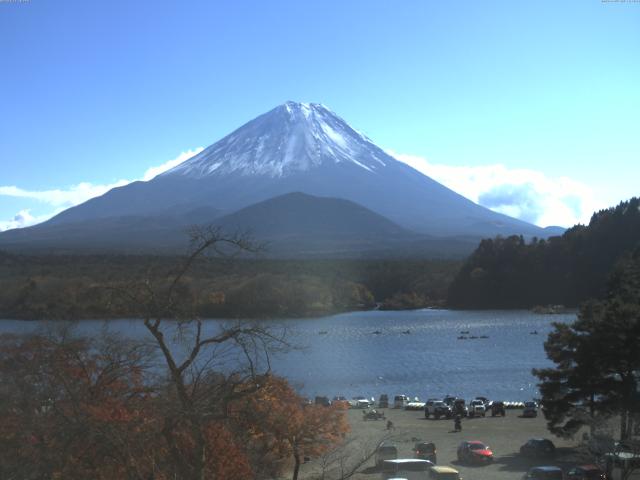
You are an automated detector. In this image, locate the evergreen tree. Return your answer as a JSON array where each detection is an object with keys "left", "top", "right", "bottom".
[{"left": 533, "top": 247, "right": 640, "bottom": 442}]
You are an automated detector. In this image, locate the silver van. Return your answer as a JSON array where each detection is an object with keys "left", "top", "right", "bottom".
[
  {"left": 381, "top": 459, "right": 434, "bottom": 480},
  {"left": 394, "top": 394, "right": 410, "bottom": 409}
]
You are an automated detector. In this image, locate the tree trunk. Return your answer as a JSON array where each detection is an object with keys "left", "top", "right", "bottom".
[
  {"left": 292, "top": 446, "right": 301, "bottom": 480},
  {"left": 621, "top": 410, "right": 628, "bottom": 441}
]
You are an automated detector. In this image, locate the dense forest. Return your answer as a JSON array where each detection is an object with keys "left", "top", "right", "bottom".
[
  {"left": 448, "top": 197, "right": 640, "bottom": 308},
  {"left": 0, "top": 252, "right": 460, "bottom": 320}
]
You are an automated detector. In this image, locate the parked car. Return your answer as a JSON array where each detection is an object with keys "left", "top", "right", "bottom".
[
  {"left": 452, "top": 399, "right": 468, "bottom": 417},
  {"left": 490, "top": 400, "right": 506, "bottom": 416},
  {"left": 381, "top": 458, "right": 433, "bottom": 480},
  {"left": 520, "top": 438, "right": 556, "bottom": 458},
  {"left": 406, "top": 398, "right": 426, "bottom": 410},
  {"left": 523, "top": 466, "right": 564, "bottom": 480},
  {"left": 315, "top": 396, "right": 331, "bottom": 407},
  {"left": 414, "top": 442, "right": 437, "bottom": 463},
  {"left": 351, "top": 396, "right": 371, "bottom": 409},
  {"left": 443, "top": 395, "right": 457, "bottom": 406},
  {"left": 457, "top": 441, "right": 494, "bottom": 464},
  {"left": 566, "top": 464, "right": 607, "bottom": 480},
  {"left": 428, "top": 466, "right": 461, "bottom": 480},
  {"left": 379, "top": 394, "right": 389, "bottom": 408},
  {"left": 332, "top": 395, "right": 349, "bottom": 406},
  {"left": 425, "top": 400, "right": 452, "bottom": 419},
  {"left": 469, "top": 399, "right": 486, "bottom": 417},
  {"left": 375, "top": 443, "right": 399, "bottom": 467},
  {"left": 394, "top": 395, "right": 410, "bottom": 409},
  {"left": 523, "top": 401, "right": 538, "bottom": 418}
]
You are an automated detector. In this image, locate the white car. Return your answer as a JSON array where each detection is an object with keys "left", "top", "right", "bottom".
[
  {"left": 381, "top": 458, "right": 434, "bottom": 480},
  {"left": 394, "top": 395, "right": 410, "bottom": 409},
  {"left": 469, "top": 399, "right": 486, "bottom": 417},
  {"left": 350, "top": 396, "right": 372, "bottom": 409}
]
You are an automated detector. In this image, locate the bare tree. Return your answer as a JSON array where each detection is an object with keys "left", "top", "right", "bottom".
[
  {"left": 112, "top": 226, "right": 289, "bottom": 480},
  {"left": 309, "top": 433, "right": 399, "bottom": 480}
]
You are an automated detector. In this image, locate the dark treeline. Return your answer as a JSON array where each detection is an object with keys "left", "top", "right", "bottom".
[
  {"left": 0, "top": 252, "right": 460, "bottom": 319},
  {"left": 448, "top": 197, "right": 640, "bottom": 308}
]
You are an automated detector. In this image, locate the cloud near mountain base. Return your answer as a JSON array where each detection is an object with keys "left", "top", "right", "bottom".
[
  {"left": 1, "top": 146, "right": 596, "bottom": 231},
  {"left": 0, "top": 148, "right": 203, "bottom": 231},
  {"left": 389, "top": 151, "right": 597, "bottom": 228}
]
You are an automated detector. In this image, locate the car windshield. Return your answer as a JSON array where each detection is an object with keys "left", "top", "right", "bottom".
[
  {"left": 585, "top": 471, "right": 605, "bottom": 479},
  {"left": 399, "top": 462, "right": 430, "bottom": 472},
  {"left": 543, "top": 471, "right": 563, "bottom": 480},
  {"left": 469, "top": 443, "right": 487, "bottom": 450},
  {"left": 417, "top": 444, "right": 435, "bottom": 453},
  {"left": 379, "top": 446, "right": 397, "bottom": 454},
  {"left": 525, "top": 402, "right": 537, "bottom": 407}
]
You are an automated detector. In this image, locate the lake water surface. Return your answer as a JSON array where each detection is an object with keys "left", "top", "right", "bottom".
[{"left": 0, "top": 309, "right": 574, "bottom": 402}]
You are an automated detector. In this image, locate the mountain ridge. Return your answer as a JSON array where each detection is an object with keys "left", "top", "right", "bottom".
[{"left": 0, "top": 102, "right": 563, "bottom": 255}]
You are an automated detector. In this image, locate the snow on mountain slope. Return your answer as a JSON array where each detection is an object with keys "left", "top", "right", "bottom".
[{"left": 164, "top": 102, "right": 388, "bottom": 178}]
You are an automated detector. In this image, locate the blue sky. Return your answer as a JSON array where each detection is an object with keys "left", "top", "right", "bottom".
[{"left": 1, "top": 0, "right": 638, "bottom": 229}]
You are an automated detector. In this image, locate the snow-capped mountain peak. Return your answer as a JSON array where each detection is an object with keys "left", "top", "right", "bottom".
[{"left": 164, "top": 101, "right": 390, "bottom": 178}]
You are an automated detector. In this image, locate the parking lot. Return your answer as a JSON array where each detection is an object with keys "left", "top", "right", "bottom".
[{"left": 298, "top": 407, "right": 634, "bottom": 480}]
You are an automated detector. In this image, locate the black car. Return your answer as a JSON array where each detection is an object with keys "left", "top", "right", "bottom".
[
  {"left": 414, "top": 441, "right": 437, "bottom": 463},
  {"left": 443, "top": 395, "right": 457, "bottom": 406},
  {"left": 520, "top": 438, "right": 556, "bottom": 457},
  {"left": 523, "top": 466, "right": 563, "bottom": 480},
  {"left": 452, "top": 398, "right": 468, "bottom": 417},
  {"left": 490, "top": 400, "right": 506, "bottom": 416},
  {"left": 378, "top": 394, "right": 389, "bottom": 408},
  {"left": 425, "top": 399, "right": 452, "bottom": 419}
]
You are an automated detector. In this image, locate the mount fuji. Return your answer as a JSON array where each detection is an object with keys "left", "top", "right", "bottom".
[{"left": 0, "top": 102, "right": 561, "bottom": 256}]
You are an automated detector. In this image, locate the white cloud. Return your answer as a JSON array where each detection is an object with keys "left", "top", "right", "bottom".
[
  {"left": 0, "top": 181, "right": 130, "bottom": 208},
  {"left": 142, "top": 148, "right": 204, "bottom": 181},
  {"left": 0, "top": 149, "right": 203, "bottom": 231},
  {"left": 0, "top": 208, "right": 58, "bottom": 232},
  {"left": 388, "top": 150, "right": 599, "bottom": 227}
]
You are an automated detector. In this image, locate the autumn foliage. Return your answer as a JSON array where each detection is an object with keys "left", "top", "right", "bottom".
[
  {"left": 0, "top": 332, "right": 349, "bottom": 480},
  {"left": 238, "top": 375, "right": 350, "bottom": 480}
]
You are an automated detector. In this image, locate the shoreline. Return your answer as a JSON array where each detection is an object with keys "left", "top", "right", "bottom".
[{"left": 0, "top": 305, "right": 577, "bottom": 323}]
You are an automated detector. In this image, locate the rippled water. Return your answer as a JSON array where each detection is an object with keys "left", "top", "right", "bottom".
[{"left": 0, "top": 309, "right": 574, "bottom": 402}]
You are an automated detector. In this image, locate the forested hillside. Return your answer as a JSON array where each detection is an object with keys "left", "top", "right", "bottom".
[
  {"left": 447, "top": 197, "right": 640, "bottom": 308},
  {"left": 0, "top": 253, "right": 459, "bottom": 320}
]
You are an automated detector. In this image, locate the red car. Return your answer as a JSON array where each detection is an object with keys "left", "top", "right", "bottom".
[
  {"left": 567, "top": 465, "right": 607, "bottom": 480},
  {"left": 457, "top": 440, "right": 494, "bottom": 464}
]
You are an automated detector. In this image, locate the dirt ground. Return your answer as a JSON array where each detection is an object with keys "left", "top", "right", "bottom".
[{"left": 297, "top": 407, "right": 637, "bottom": 480}]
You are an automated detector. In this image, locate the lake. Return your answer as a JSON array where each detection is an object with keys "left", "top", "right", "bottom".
[{"left": 0, "top": 309, "right": 574, "bottom": 402}]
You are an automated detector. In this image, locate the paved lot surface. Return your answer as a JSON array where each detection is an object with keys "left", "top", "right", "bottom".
[{"left": 298, "top": 407, "right": 624, "bottom": 480}]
